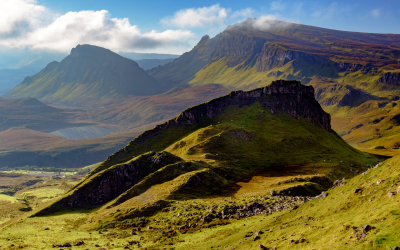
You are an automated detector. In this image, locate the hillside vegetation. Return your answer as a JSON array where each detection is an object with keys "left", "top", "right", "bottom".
[{"left": 34, "top": 81, "right": 377, "bottom": 221}]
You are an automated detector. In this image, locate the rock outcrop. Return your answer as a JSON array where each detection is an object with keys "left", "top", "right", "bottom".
[
  {"left": 173, "top": 80, "right": 331, "bottom": 130},
  {"left": 35, "top": 151, "right": 181, "bottom": 214},
  {"left": 378, "top": 72, "right": 400, "bottom": 86},
  {"left": 338, "top": 85, "right": 383, "bottom": 107}
]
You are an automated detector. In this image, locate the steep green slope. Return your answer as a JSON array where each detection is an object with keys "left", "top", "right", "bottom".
[
  {"left": 7, "top": 44, "right": 164, "bottom": 105},
  {"left": 35, "top": 80, "right": 377, "bottom": 218}
]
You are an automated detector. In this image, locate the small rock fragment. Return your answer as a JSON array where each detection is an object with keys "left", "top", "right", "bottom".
[
  {"left": 259, "top": 244, "right": 268, "bottom": 250},
  {"left": 363, "top": 224, "right": 372, "bottom": 233},
  {"left": 253, "top": 230, "right": 263, "bottom": 241}
]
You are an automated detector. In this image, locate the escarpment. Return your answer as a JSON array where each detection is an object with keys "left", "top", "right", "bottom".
[
  {"left": 35, "top": 151, "right": 181, "bottom": 214},
  {"left": 378, "top": 72, "right": 400, "bottom": 86}
]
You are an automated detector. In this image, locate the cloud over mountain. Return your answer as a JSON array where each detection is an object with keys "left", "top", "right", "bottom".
[{"left": 0, "top": 0, "right": 194, "bottom": 53}]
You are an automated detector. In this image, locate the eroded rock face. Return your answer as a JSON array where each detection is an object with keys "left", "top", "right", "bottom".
[
  {"left": 60, "top": 152, "right": 181, "bottom": 209},
  {"left": 173, "top": 80, "right": 331, "bottom": 131},
  {"left": 378, "top": 72, "right": 400, "bottom": 86},
  {"left": 338, "top": 85, "right": 383, "bottom": 107}
]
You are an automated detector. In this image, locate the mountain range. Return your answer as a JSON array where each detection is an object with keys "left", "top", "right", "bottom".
[
  {"left": 1, "top": 18, "right": 400, "bottom": 249},
  {"left": 3, "top": 20, "right": 400, "bottom": 169},
  {"left": 148, "top": 20, "right": 400, "bottom": 153}
]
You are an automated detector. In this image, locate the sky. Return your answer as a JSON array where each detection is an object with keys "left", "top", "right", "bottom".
[{"left": 0, "top": 0, "right": 399, "bottom": 55}]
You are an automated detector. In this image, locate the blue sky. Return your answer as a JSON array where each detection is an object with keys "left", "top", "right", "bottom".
[{"left": 0, "top": 0, "right": 399, "bottom": 54}]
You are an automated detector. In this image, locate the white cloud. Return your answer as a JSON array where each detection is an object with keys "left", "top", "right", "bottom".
[
  {"left": 232, "top": 15, "right": 294, "bottom": 32},
  {"left": 0, "top": 0, "right": 49, "bottom": 37},
  {"left": 0, "top": 0, "right": 194, "bottom": 53},
  {"left": 371, "top": 9, "right": 381, "bottom": 18},
  {"left": 161, "top": 4, "right": 228, "bottom": 28}
]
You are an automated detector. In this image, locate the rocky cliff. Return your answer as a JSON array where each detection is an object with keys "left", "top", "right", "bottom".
[
  {"left": 378, "top": 72, "right": 400, "bottom": 86},
  {"left": 150, "top": 21, "right": 400, "bottom": 87},
  {"left": 35, "top": 151, "right": 181, "bottom": 214}
]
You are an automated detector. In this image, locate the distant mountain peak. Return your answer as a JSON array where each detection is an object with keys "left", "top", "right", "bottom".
[
  {"left": 70, "top": 44, "right": 120, "bottom": 58},
  {"left": 7, "top": 44, "right": 167, "bottom": 105}
]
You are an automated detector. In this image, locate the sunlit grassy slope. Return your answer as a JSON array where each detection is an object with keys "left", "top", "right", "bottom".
[
  {"left": 0, "top": 151, "right": 397, "bottom": 249},
  {"left": 168, "top": 155, "right": 400, "bottom": 250}
]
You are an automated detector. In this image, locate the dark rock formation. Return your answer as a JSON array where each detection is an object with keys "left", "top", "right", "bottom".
[
  {"left": 337, "top": 62, "right": 374, "bottom": 73},
  {"left": 390, "top": 113, "right": 400, "bottom": 125},
  {"left": 255, "top": 44, "right": 338, "bottom": 78},
  {"left": 338, "top": 85, "right": 383, "bottom": 107},
  {"left": 378, "top": 72, "right": 400, "bottom": 86},
  {"left": 68, "top": 151, "right": 180, "bottom": 207},
  {"left": 35, "top": 151, "right": 181, "bottom": 213},
  {"left": 173, "top": 80, "right": 331, "bottom": 130}
]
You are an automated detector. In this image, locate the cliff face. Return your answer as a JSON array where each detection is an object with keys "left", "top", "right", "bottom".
[
  {"left": 35, "top": 151, "right": 181, "bottom": 213},
  {"left": 173, "top": 80, "right": 331, "bottom": 130},
  {"left": 150, "top": 21, "right": 400, "bottom": 87},
  {"left": 378, "top": 72, "right": 400, "bottom": 85},
  {"left": 149, "top": 35, "right": 217, "bottom": 85}
]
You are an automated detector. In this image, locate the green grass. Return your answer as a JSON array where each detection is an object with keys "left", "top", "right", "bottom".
[
  {"left": 0, "top": 194, "right": 18, "bottom": 203},
  {"left": 164, "top": 156, "right": 400, "bottom": 249},
  {"left": 0, "top": 154, "right": 397, "bottom": 249}
]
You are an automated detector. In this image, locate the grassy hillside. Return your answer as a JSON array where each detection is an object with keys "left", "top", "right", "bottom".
[
  {"left": 167, "top": 154, "right": 400, "bottom": 249},
  {"left": 1, "top": 155, "right": 398, "bottom": 249},
  {"left": 35, "top": 81, "right": 378, "bottom": 220}
]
